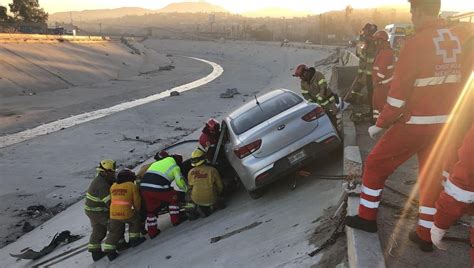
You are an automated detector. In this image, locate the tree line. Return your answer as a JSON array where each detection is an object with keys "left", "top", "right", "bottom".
[{"left": 0, "top": 0, "right": 48, "bottom": 23}]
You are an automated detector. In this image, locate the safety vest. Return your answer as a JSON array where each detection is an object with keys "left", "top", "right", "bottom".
[
  {"left": 140, "top": 157, "right": 188, "bottom": 192},
  {"left": 376, "top": 19, "right": 471, "bottom": 133}
]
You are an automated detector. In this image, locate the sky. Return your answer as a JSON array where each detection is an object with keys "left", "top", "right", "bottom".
[{"left": 0, "top": 0, "right": 471, "bottom": 14}]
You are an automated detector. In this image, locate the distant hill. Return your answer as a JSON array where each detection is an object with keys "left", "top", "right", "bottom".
[
  {"left": 157, "top": 2, "right": 228, "bottom": 13},
  {"left": 49, "top": 2, "right": 229, "bottom": 23},
  {"left": 243, "top": 7, "right": 311, "bottom": 18},
  {"left": 49, "top": 7, "right": 154, "bottom": 23}
]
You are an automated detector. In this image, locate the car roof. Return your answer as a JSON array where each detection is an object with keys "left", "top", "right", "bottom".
[{"left": 226, "top": 89, "right": 293, "bottom": 120}]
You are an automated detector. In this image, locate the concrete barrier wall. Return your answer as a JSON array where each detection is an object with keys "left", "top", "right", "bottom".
[{"left": 0, "top": 33, "right": 110, "bottom": 44}]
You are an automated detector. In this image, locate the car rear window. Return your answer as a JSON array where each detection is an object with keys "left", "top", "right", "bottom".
[{"left": 231, "top": 92, "right": 303, "bottom": 135}]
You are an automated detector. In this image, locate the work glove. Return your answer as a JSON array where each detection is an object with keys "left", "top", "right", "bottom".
[
  {"left": 430, "top": 225, "right": 448, "bottom": 250},
  {"left": 368, "top": 125, "right": 384, "bottom": 140}
]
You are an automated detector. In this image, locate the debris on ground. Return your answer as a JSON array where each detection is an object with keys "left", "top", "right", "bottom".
[
  {"left": 220, "top": 88, "right": 240, "bottom": 98},
  {"left": 159, "top": 65, "right": 175, "bottom": 71},
  {"left": 210, "top": 222, "right": 262, "bottom": 243},
  {"left": 170, "top": 91, "right": 180, "bottom": 97},
  {"left": 10, "top": 231, "right": 82, "bottom": 260},
  {"left": 22, "top": 222, "right": 34, "bottom": 233}
]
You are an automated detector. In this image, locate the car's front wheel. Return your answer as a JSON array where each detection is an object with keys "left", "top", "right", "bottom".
[{"left": 248, "top": 188, "right": 264, "bottom": 199}]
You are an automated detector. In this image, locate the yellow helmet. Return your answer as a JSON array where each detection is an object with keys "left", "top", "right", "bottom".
[
  {"left": 191, "top": 149, "right": 206, "bottom": 167},
  {"left": 97, "top": 159, "right": 116, "bottom": 172}
]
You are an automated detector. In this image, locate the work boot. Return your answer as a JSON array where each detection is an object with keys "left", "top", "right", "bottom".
[
  {"left": 345, "top": 215, "right": 378, "bottom": 233},
  {"left": 116, "top": 241, "right": 130, "bottom": 251},
  {"left": 91, "top": 251, "right": 106, "bottom": 262},
  {"left": 149, "top": 229, "right": 161, "bottom": 239},
  {"left": 409, "top": 231, "right": 433, "bottom": 252},
  {"left": 130, "top": 237, "right": 146, "bottom": 247},
  {"left": 107, "top": 251, "right": 119, "bottom": 262}
]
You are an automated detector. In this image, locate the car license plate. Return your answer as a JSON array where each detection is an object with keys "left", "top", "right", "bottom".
[{"left": 288, "top": 150, "right": 306, "bottom": 165}]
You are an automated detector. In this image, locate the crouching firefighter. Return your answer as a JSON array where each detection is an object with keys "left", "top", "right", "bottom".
[
  {"left": 187, "top": 149, "right": 225, "bottom": 219},
  {"left": 140, "top": 151, "right": 188, "bottom": 238},
  {"left": 293, "top": 64, "right": 339, "bottom": 125},
  {"left": 103, "top": 169, "right": 146, "bottom": 261},
  {"left": 84, "top": 159, "right": 115, "bottom": 262}
]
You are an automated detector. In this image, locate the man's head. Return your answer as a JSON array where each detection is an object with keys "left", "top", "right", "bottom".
[
  {"left": 116, "top": 169, "right": 136, "bottom": 184},
  {"left": 362, "top": 23, "right": 378, "bottom": 38},
  {"left": 191, "top": 149, "right": 206, "bottom": 167},
  {"left": 409, "top": 0, "right": 441, "bottom": 29},
  {"left": 205, "top": 118, "right": 220, "bottom": 135},
  {"left": 154, "top": 150, "right": 169, "bottom": 161},
  {"left": 373, "top": 30, "right": 390, "bottom": 48},
  {"left": 293, "top": 64, "right": 311, "bottom": 81},
  {"left": 97, "top": 159, "right": 116, "bottom": 181}
]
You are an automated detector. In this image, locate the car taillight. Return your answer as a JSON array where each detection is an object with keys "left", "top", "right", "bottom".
[
  {"left": 302, "top": 107, "right": 325, "bottom": 122},
  {"left": 256, "top": 172, "right": 270, "bottom": 181},
  {"left": 234, "top": 139, "right": 262, "bottom": 159}
]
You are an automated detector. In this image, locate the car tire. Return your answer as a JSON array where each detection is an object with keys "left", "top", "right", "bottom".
[{"left": 248, "top": 189, "right": 263, "bottom": 199}]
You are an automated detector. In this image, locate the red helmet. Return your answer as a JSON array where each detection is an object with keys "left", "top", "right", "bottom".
[
  {"left": 293, "top": 64, "right": 308, "bottom": 77},
  {"left": 206, "top": 118, "right": 220, "bottom": 134},
  {"left": 373, "top": 31, "right": 389, "bottom": 42}
]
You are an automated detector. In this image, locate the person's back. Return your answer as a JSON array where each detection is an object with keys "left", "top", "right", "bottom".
[
  {"left": 188, "top": 164, "right": 223, "bottom": 206},
  {"left": 378, "top": 18, "right": 469, "bottom": 134},
  {"left": 110, "top": 181, "right": 140, "bottom": 220}
]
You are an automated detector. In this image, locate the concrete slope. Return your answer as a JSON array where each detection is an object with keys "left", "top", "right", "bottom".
[
  {"left": 0, "top": 40, "right": 343, "bottom": 265},
  {"left": 0, "top": 41, "right": 166, "bottom": 98}
]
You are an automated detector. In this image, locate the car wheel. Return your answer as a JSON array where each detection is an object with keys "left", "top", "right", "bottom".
[{"left": 248, "top": 188, "right": 264, "bottom": 199}]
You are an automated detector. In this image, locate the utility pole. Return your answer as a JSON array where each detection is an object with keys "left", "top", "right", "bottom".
[{"left": 99, "top": 23, "right": 102, "bottom": 35}]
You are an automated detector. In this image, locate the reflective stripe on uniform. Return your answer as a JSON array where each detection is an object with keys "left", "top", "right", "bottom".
[
  {"left": 414, "top": 74, "right": 461, "bottom": 87},
  {"left": 360, "top": 198, "right": 380, "bottom": 209},
  {"left": 445, "top": 179, "right": 474, "bottom": 203},
  {"left": 366, "top": 58, "right": 375, "bottom": 63},
  {"left": 88, "top": 243, "right": 101, "bottom": 250},
  {"left": 318, "top": 79, "right": 326, "bottom": 85},
  {"left": 86, "top": 193, "right": 110, "bottom": 204},
  {"left": 129, "top": 233, "right": 141, "bottom": 238},
  {"left": 373, "top": 66, "right": 380, "bottom": 71},
  {"left": 418, "top": 219, "right": 433, "bottom": 229},
  {"left": 84, "top": 205, "right": 108, "bottom": 212},
  {"left": 406, "top": 115, "right": 449, "bottom": 125},
  {"left": 140, "top": 183, "right": 170, "bottom": 189},
  {"left": 380, "top": 76, "right": 393, "bottom": 84},
  {"left": 103, "top": 244, "right": 116, "bottom": 250},
  {"left": 387, "top": 96, "right": 405, "bottom": 108},
  {"left": 442, "top": 170, "right": 450, "bottom": 179},
  {"left": 362, "top": 185, "right": 382, "bottom": 197},
  {"left": 386, "top": 65, "right": 394, "bottom": 70},
  {"left": 376, "top": 72, "right": 385, "bottom": 79},
  {"left": 301, "top": 90, "right": 309, "bottom": 94},
  {"left": 111, "top": 200, "right": 131, "bottom": 205},
  {"left": 169, "top": 205, "right": 180, "bottom": 209},
  {"left": 169, "top": 211, "right": 180, "bottom": 215},
  {"left": 358, "top": 68, "right": 364, "bottom": 73},
  {"left": 419, "top": 206, "right": 437, "bottom": 215}
]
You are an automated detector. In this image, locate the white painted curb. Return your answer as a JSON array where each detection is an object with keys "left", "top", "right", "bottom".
[
  {"left": 0, "top": 56, "right": 224, "bottom": 149},
  {"left": 342, "top": 110, "right": 386, "bottom": 268}
]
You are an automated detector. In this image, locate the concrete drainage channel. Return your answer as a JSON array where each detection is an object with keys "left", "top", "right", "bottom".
[{"left": 333, "top": 57, "right": 386, "bottom": 268}]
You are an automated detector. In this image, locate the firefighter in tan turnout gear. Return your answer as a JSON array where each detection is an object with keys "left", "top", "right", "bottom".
[
  {"left": 293, "top": 64, "right": 339, "bottom": 125},
  {"left": 187, "top": 149, "right": 225, "bottom": 218},
  {"left": 103, "top": 169, "right": 146, "bottom": 261},
  {"left": 84, "top": 159, "right": 116, "bottom": 262}
]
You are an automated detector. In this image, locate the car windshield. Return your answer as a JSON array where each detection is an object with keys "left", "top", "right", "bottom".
[{"left": 231, "top": 92, "right": 302, "bottom": 135}]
